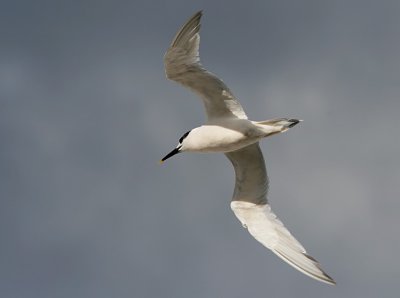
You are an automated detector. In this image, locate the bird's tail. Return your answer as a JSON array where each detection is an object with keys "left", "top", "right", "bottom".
[{"left": 254, "top": 118, "right": 302, "bottom": 135}]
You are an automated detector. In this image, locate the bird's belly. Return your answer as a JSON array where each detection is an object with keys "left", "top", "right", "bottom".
[{"left": 194, "top": 127, "right": 260, "bottom": 153}]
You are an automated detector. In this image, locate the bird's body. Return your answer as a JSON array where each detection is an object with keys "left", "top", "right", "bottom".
[
  {"left": 180, "top": 118, "right": 297, "bottom": 153},
  {"left": 181, "top": 122, "right": 258, "bottom": 153},
  {"left": 161, "top": 11, "right": 336, "bottom": 285}
]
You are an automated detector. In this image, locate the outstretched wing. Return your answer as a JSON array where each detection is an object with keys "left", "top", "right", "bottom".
[
  {"left": 225, "top": 143, "right": 336, "bottom": 285},
  {"left": 164, "top": 11, "right": 247, "bottom": 121}
]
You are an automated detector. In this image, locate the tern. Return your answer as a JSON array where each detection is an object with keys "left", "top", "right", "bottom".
[{"left": 160, "top": 11, "right": 335, "bottom": 285}]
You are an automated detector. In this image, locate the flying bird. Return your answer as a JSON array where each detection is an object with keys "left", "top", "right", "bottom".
[{"left": 160, "top": 10, "right": 335, "bottom": 285}]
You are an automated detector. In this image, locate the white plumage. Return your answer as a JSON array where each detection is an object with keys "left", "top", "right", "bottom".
[{"left": 161, "top": 10, "right": 335, "bottom": 285}]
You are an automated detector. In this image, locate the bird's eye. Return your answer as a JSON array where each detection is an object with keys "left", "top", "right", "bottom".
[{"left": 179, "top": 130, "right": 191, "bottom": 143}]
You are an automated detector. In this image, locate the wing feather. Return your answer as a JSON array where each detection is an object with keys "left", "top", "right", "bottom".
[
  {"left": 226, "top": 144, "right": 336, "bottom": 285},
  {"left": 164, "top": 11, "right": 247, "bottom": 120}
]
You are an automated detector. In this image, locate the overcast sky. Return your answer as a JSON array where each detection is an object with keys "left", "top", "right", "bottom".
[{"left": 1, "top": 0, "right": 400, "bottom": 297}]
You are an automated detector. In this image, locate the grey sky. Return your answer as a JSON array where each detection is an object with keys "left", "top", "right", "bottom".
[{"left": 1, "top": 0, "right": 400, "bottom": 297}]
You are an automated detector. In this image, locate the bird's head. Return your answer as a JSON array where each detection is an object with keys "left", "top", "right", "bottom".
[{"left": 160, "top": 130, "right": 191, "bottom": 163}]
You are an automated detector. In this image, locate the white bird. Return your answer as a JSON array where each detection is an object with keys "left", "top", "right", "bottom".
[{"left": 160, "top": 11, "right": 335, "bottom": 285}]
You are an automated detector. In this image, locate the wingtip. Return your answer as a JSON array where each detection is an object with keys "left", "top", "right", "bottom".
[
  {"left": 192, "top": 10, "right": 203, "bottom": 18},
  {"left": 318, "top": 272, "right": 336, "bottom": 285},
  {"left": 326, "top": 276, "right": 337, "bottom": 285},
  {"left": 319, "top": 269, "right": 336, "bottom": 285},
  {"left": 303, "top": 254, "right": 336, "bottom": 285},
  {"left": 191, "top": 10, "right": 203, "bottom": 26},
  {"left": 169, "top": 10, "right": 204, "bottom": 48}
]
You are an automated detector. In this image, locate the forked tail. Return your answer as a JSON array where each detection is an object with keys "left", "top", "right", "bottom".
[{"left": 255, "top": 118, "right": 302, "bottom": 135}]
